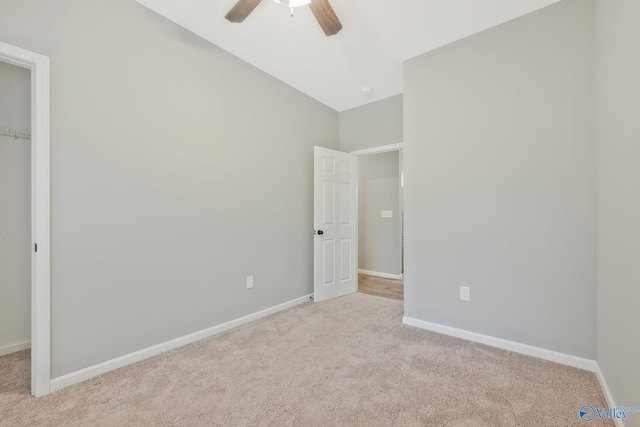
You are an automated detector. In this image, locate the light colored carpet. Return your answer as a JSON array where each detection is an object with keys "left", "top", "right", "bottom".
[{"left": 0, "top": 293, "right": 611, "bottom": 426}]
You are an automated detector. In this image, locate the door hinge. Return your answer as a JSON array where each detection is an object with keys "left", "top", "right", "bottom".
[{"left": 35, "top": 243, "right": 38, "bottom": 253}]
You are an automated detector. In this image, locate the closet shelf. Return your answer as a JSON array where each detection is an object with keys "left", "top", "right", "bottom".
[{"left": 0, "top": 126, "right": 31, "bottom": 140}]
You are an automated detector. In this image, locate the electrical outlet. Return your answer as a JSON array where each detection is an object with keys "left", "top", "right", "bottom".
[
  {"left": 460, "top": 286, "right": 470, "bottom": 301},
  {"left": 246, "top": 276, "right": 254, "bottom": 289}
]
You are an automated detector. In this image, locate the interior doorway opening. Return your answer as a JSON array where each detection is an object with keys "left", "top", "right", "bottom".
[
  {"left": 0, "top": 41, "right": 51, "bottom": 397},
  {"left": 0, "top": 60, "right": 32, "bottom": 393},
  {"left": 353, "top": 143, "right": 404, "bottom": 302}
]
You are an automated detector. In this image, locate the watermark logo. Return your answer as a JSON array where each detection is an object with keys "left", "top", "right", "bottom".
[
  {"left": 580, "top": 406, "right": 597, "bottom": 422},
  {"left": 580, "top": 405, "right": 640, "bottom": 423}
]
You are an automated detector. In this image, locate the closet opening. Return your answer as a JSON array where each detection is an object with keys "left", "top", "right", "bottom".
[
  {"left": 0, "top": 41, "right": 51, "bottom": 397},
  {"left": 0, "top": 60, "right": 32, "bottom": 394}
]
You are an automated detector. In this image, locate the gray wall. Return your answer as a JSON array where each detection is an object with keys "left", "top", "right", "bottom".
[
  {"left": 0, "top": 0, "right": 338, "bottom": 377},
  {"left": 339, "top": 95, "right": 403, "bottom": 152},
  {"left": 595, "top": 0, "right": 640, "bottom": 419},
  {"left": 404, "top": 0, "right": 596, "bottom": 358},
  {"left": 0, "top": 61, "right": 31, "bottom": 352},
  {"left": 358, "top": 151, "right": 402, "bottom": 276},
  {"left": 0, "top": 61, "right": 30, "bottom": 130}
]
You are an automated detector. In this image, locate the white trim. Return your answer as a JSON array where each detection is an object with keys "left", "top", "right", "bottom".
[
  {"left": 50, "top": 294, "right": 312, "bottom": 392},
  {"left": 595, "top": 363, "right": 624, "bottom": 427},
  {"left": 402, "top": 316, "right": 597, "bottom": 372},
  {"left": 0, "top": 341, "right": 31, "bottom": 357},
  {"left": 350, "top": 142, "right": 404, "bottom": 156},
  {"left": 358, "top": 269, "right": 403, "bottom": 280},
  {"left": 0, "top": 41, "right": 51, "bottom": 397}
]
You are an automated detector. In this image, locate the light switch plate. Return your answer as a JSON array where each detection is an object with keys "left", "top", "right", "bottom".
[{"left": 381, "top": 210, "right": 394, "bottom": 218}]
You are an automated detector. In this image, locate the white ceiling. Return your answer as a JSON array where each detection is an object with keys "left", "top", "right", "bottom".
[{"left": 135, "top": 0, "right": 559, "bottom": 112}]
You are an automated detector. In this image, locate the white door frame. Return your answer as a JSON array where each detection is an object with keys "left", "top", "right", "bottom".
[
  {"left": 351, "top": 142, "right": 404, "bottom": 280},
  {"left": 0, "top": 41, "right": 51, "bottom": 397}
]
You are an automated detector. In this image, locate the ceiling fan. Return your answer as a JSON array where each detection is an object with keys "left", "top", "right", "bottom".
[{"left": 225, "top": 0, "right": 343, "bottom": 37}]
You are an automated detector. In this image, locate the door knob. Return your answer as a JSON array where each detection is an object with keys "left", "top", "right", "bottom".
[{"left": 317, "top": 230, "right": 324, "bottom": 235}]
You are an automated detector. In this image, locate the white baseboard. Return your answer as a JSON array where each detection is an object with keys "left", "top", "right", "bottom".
[
  {"left": 0, "top": 340, "right": 31, "bottom": 357},
  {"left": 595, "top": 363, "right": 624, "bottom": 427},
  {"left": 50, "top": 294, "right": 313, "bottom": 393},
  {"left": 358, "top": 269, "right": 403, "bottom": 280},
  {"left": 402, "top": 316, "right": 596, "bottom": 372}
]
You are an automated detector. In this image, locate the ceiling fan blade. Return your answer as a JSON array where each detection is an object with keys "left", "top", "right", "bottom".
[
  {"left": 225, "top": 0, "right": 263, "bottom": 23},
  {"left": 308, "top": 0, "right": 343, "bottom": 36}
]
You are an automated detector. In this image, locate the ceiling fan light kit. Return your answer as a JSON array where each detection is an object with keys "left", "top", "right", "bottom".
[
  {"left": 225, "top": 0, "right": 343, "bottom": 36},
  {"left": 288, "top": 0, "right": 311, "bottom": 7}
]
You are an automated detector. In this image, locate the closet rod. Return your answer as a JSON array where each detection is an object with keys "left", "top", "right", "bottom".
[{"left": 0, "top": 127, "right": 31, "bottom": 140}]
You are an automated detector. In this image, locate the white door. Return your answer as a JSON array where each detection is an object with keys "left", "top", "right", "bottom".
[{"left": 314, "top": 146, "right": 357, "bottom": 302}]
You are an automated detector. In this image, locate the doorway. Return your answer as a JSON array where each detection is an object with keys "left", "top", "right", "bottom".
[
  {"left": 0, "top": 60, "right": 32, "bottom": 394},
  {"left": 353, "top": 143, "right": 404, "bottom": 301},
  {"left": 0, "top": 41, "right": 51, "bottom": 397}
]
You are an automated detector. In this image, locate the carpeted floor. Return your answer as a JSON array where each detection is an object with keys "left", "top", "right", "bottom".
[{"left": 0, "top": 293, "right": 612, "bottom": 426}]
